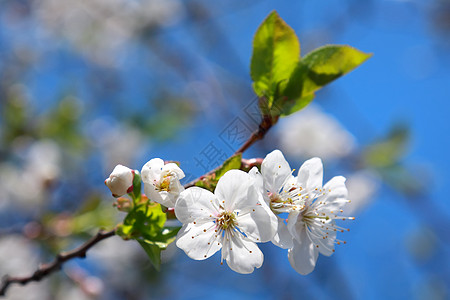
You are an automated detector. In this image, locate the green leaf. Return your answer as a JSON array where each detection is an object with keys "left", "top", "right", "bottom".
[
  {"left": 195, "top": 153, "right": 242, "bottom": 192},
  {"left": 251, "top": 10, "right": 300, "bottom": 105},
  {"left": 129, "top": 170, "right": 142, "bottom": 203},
  {"left": 140, "top": 226, "right": 180, "bottom": 249},
  {"left": 215, "top": 153, "right": 242, "bottom": 178},
  {"left": 280, "top": 45, "right": 372, "bottom": 116},
  {"left": 138, "top": 240, "right": 162, "bottom": 271},
  {"left": 363, "top": 125, "right": 409, "bottom": 168},
  {"left": 116, "top": 202, "right": 166, "bottom": 240}
]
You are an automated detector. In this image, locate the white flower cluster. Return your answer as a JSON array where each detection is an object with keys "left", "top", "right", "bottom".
[{"left": 105, "top": 150, "right": 353, "bottom": 275}]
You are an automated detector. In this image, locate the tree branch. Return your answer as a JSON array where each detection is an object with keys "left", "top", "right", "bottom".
[
  {"left": 184, "top": 113, "right": 274, "bottom": 188},
  {"left": 0, "top": 229, "right": 116, "bottom": 297}
]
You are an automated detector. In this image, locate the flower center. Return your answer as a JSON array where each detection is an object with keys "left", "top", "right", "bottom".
[
  {"left": 155, "top": 174, "right": 171, "bottom": 192},
  {"left": 216, "top": 211, "right": 237, "bottom": 230},
  {"left": 268, "top": 185, "right": 305, "bottom": 214}
]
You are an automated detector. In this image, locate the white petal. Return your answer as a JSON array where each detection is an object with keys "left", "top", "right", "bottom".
[
  {"left": 214, "top": 169, "right": 254, "bottom": 212},
  {"left": 288, "top": 227, "right": 319, "bottom": 275},
  {"left": 174, "top": 187, "right": 219, "bottom": 224},
  {"left": 176, "top": 222, "right": 221, "bottom": 260},
  {"left": 248, "top": 167, "right": 264, "bottom": 194},
  {"left": 105, "top": 165, "right": 134, "bottom": 197},
  {"left": 249, "top": 166, "right": 272, "bottom": 207},
  {"left": 261, "top": 149, "right": 292, "bottom": 193},
  {"left": 222, "top": 232, "right": 263, "bottom": 274},
  {"left": 144, "top": 183, "right": 164, "bottom": 204},
  {"left": 316, "top": 176, "right": 349, "bottom": 213},
  {"left": 237, "top": 204, "right": 277, "bottom": 243},
  {"left": 307, "top": 220, "right": 336, "bottom": 256},
  {"left": 271, "top": 216, "right": 294, "bottom": 249},
  {"left": 141, "top": 158, "right": 164, "bottom": 184},
  {"left": 162, "top": 163, "right": 185, "bottom": 180},
  {"left": 297, "top": 157, "right": 323, "bottom": 192},
  {"left": 286, "top": 210, "right": 302, "bottom": 241},
  {"left": 158, "top": 191, "right": 177, "bottom": 208}
]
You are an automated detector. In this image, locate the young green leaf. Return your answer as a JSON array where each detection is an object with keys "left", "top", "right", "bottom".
[
  {"left": 363, "top": 125, "right": 409, "bottom": 168},
  {"left": 280, "top": 45, "right": 372, "bottom": 116},
  {"left": 251, "top": 10, "right": 300, "bottom": 105},
  {"left": 195, "top": 153, "right": 242, "bottom": 192},
  {"left": 138, "top": 241, "right": 162, "bottom": 271}
]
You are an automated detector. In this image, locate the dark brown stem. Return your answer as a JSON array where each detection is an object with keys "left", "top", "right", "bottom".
[{"left": 0, "top": 229, "right": 116, "bottom": 297}]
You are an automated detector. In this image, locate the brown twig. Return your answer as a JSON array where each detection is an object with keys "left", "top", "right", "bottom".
[
  {"left": 0, "top": 229, "right": 116, "bottom": 297},
  {"left": 184, "top": 113, "right": 275, "bottom": 189}
]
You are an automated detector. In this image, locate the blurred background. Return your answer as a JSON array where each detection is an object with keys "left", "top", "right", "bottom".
[{"left": 0, "top": 0, "right": 449, "bottom": 299}]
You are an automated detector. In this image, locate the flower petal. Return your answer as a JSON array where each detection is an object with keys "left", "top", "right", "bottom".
[
  {"left": 175, "top": 187, "right": 219, "bottom": 224},
  {"left": 307, "top": 220, "right": 336, "bottom": 256},
  {"left": 144, "top": 183, "right": 164, "bottom": 204},
  {"left": 176, "top": 222, "right": 221, "bottom": 260},
  {"left": 237, "top": 204, "right": 277, "bottom": 243},
  {"left": 162, "top": 163, "right": 185, "bottom": 180},
  {"left": 248, "top": 167, "right": 264, "bottom": 194},
  {"left": 271, "top": 216, "right": 294, "bottom": 249},
  {"left": 222, "top": 232, "right": 263, "bottom": 274},
  {"left": 141, "top": 158, "right": 164, "bottom": 184},
  {"left": 297, "top": 157, "right": 323, "bottom": 193},
  {"left": 286, "top": 210, "right": 302, "bottom": 241},
  {"left": 158, "top": 191, "right": 177, "bottom": 208},
  {"left": 261, "top": 150, "right": 292, "bottom": 194},
  {"left": 316, "top": 176, "right": 349, "bottom": 213},
  {"left": 215, "top": 169, "right": 254, "bottom": 212},
  {"left": 288, "top": 227, "right": 319, "bottom": 275}
]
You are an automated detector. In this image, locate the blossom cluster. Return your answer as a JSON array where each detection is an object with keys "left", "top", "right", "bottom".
[{"left": 105, "top": 150, "right": 354, "bottom": 275}]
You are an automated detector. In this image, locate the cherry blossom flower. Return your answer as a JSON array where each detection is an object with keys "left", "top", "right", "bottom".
[
  {"left": 259, "top": 150, "right": 353, "bottom": 274},
  {"left": 105, "top": 164, "right": 135, "bottom": 198},
  {"left": 257, "top": 150, "right": 305, "bottom": 249},
  {"left": 141, "top": 158, "right": 185, "bottom": 208},
  {"left": 286, "top": 158, "right": 354, "bottom": 275},
  {"left": 278, "top": 105, "right": 355, "bottom": 161},
  {"left": 174, "top": 169, "right": 277, "bottom": 274}
]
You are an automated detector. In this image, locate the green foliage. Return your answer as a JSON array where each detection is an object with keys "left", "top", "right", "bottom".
[
  {"left": 251, "top": 10, "right": 299, "bottom": 108},
  {"left": 116, "top": 200, "right": 180, "bottom": 270},
  {"left": 280, "top": 45, "right": 372, "bottom": 116},
  {"left": 130, "top": 171, "right": 142, "bottom": 203},
  {"left": 38, "top": 97, "right": 87, "bottom": 152},
  {"left": 195, "top": 153, "right": 242, "bottom": 192},
  {"left": 251, "top": 11, "right": 371, "bottom": 119},
  {"left": 363, "top": 125, "right": 409, "bottom": 169},
  {"left": 362, "top": 125, "right": 424, "bottom": 197}
]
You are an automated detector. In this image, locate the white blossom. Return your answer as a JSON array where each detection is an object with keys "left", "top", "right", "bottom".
[
  {"left": 175, "top": 169, "right": 277, "bottom": 274},
  {"left": 141, "top": 158, "right": 185, "bottom": 208},
  {"left": 35, "top": 0, "right": 184, "bottom": 65},
  {"left": 278, "top": 105, "right": 355, "bottom": 160},
  {"left": 104, "top": 164, "right": 135, "bottom": 198},
  {"left": 259, "top": 150, "right": 353, "bottom": 275},
  {"left": 286, "top": 158, "right": 353, "bottom": 275},
  {"left": 344, "top": 170, "right": 379, "bottom": 215},
  {"left": 0, "top": 139, "right": 61, "bottom": 211},
  {"left": 0, "top": 235, "right": 50, "bottom": 300}
]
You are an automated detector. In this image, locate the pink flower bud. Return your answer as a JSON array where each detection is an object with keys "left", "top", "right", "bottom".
[{"left": 105, "top": 165, "right": 134, "bottom": 198}]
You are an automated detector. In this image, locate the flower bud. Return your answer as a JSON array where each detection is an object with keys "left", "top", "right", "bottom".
[
  {"left": 105, "top": 165, "right": 134, "bottom": 198},
  {"left": 113, "top": 197, "right": 132, "bottom": 212}
]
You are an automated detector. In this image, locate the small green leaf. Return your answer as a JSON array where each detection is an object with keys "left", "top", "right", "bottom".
[
  {"left": 195, "top": 154, "right": 242, "bottom": 192},
  {"left": 215, "top": 153, "right": 242, "bottom": 178},
  {"left": 138, "top": 240, "right": 162, "bottom": 271},
  {"left": 130, "top": 170, "right": 142, "bottom": 203},
  {"left": 251, "top": 10, "right": 300, "bottom": 105},
  {"left": 280, "top": 45, "right": 371, "bottom": 116},
  {"left": 363, "top": 125, "right": 409, "bottom": 168}
]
